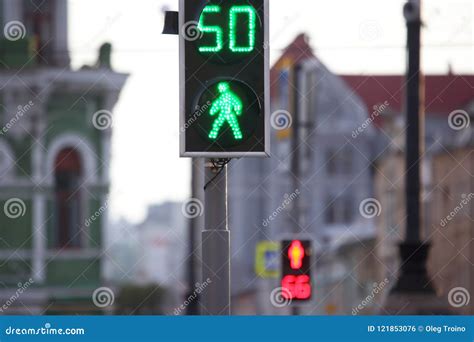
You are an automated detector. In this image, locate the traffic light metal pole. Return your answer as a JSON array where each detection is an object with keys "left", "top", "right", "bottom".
[
  {"left": 185, "top": 159, "right": 201, "bottom": 315},
  {"left": 202, "top": 159, "right": 231, "bottom": 315},
  {"left": 291, "top": 65, "right": 302, "bottom": 316}
]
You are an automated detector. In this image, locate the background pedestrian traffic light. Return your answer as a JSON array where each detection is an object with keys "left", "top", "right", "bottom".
[
  {"left": 281, "top": 240, "right": 312, "bottom": 302},
  {"left": 179, "top": 0, "right": 269, "bottom": 157}
]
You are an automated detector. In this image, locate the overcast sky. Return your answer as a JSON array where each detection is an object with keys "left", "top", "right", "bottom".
[{"left": 68, "top": 0, "right": 473, "bottom": 223}]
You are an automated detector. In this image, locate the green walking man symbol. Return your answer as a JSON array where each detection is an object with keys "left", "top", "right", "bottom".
[{"left": 208, "top": 82, "right": 243, "bottom": 140}]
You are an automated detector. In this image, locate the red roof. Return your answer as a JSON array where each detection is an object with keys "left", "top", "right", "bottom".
[
  {"left": 341, "top": 75, "right": 474, "bottom": 116},
  {"left": 271, "top": 35, "right": 474, "bottom": 118},
  {"left": 270, "top": 33, "right": 315, "bottom": 99},
  {"left": 273, "top": 33, "right": 315, "bottom": 65}
]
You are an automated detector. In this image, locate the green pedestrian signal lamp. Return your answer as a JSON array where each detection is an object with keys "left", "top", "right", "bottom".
[
  {"left": 179, "top": 0, "right": 269, "bottom": 157},
  {"left": 208, "top": 82, "right": 243, "bottom": 141}
]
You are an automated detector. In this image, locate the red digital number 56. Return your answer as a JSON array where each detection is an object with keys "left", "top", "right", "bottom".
[{"left": 281, "top": 274, "right": 311, "bottom": 300}]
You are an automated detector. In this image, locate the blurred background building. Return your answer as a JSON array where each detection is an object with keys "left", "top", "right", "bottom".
[
  {"left": 371, "top": 76, "right": 474, "bottom": 314},
  {"left": 225, "top": 34, "right": 473, "bottom": 315},
  {"left": 106, "top": 202, "right": 187, "bottom": 315},
  {"left": 225, "top": 34, "right": 379, "bottom": 315},
  {"left": 0, "top": 0, "right": 127, "bottom": 314}
]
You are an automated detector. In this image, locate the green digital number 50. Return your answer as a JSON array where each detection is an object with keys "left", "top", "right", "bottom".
[{"left": 198, "top": 5, "right": 257, "bottom": 54}]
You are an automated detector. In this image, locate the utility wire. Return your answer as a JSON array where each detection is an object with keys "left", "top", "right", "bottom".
[{"left": 203, "top": 158, "right": 231, "bottom": 191}]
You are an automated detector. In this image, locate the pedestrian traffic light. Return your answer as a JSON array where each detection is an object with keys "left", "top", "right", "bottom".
[
  {"left": 281, "top": 240, "right": 312, "bottom": 302},
  {"left": 179, "top": 0, "right": 269, "bottom": 157}
]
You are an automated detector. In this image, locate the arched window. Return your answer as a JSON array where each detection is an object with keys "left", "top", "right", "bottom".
[{"left": 54, "top": 148, "right": 82, "bottom": 248}]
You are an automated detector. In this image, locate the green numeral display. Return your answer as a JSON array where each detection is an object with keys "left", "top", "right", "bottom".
[
  {"left": 198, "top": 5, "right": 223, "bottom": 53},
  {"left": 229, "top": 6, "right": 256, "bottom": 52},
  {"left": 198, "top": 5, "right": 257, "bottom": 54}
]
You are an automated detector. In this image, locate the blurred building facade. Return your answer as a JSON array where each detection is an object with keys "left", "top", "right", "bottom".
[
  {"left": 106, "top": 203, "right": 188, "bottom": 314},
  {"left": 367, "top": 76, "right": 474, "bottom": 315},
  {"left": 228, "top": 34, "right": 379, "bottom": 315},
  {"left": 228, "top": 35, "right": 473, "bottom": 316},
  {"left": 315, "top": 233, "right": 379, "bottom": 315},
  {"left": 0, "top": 0, "right": 127, "bottom": 314},
  {"left": 135, "top": 203, "right": 187, "bottom": 290},
  {"left": 429, "top": 142, "right": 473, "bottom": 315},
  {"left": 105, "top": 218, "right": 141, "bottom": 284}
]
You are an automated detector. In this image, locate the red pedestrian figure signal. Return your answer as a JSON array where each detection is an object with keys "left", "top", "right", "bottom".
[
  {"left": 281, "top": 240, "right": 312, "bottom": 302},
  {"left": 288, "top": 240, "right": 305, "bottom": 270}
]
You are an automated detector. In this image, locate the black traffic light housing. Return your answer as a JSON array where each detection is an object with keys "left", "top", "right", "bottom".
[
  {"left": 179, "top": 0, "right": 269, "bottom": 157},
  {"left": 281, "top": 240, "right": 312, "bottom": 302}
]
